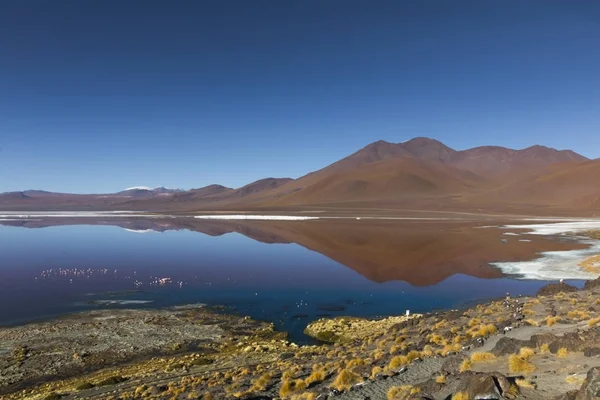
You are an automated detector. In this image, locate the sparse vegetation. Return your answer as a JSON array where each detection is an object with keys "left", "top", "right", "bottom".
[
  {"left": 435, "top": 374, "right": 446, "bottom": 384},
  {"left": 556, "top": 347, "right": 569, "bottom": 358},
  {"left": 470, "top": 352, "right": 496, "bottom": 363},
  {"left": 459, "top": 359, "right": 472, "bottom": 372},
  {"left": 508, "top": 355, "right": 536, "bottom": 374},
  {"left": 452, "top": 392, "right": 469, "bottom": 400},
  {"left": 518, "top": 347, "right": 535, "bottom": 360},
  {"left": 331, "top": 369, "right": 361, "bottom": 391}
]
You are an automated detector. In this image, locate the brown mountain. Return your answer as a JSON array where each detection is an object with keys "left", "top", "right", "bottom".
[{"left": 0, "top": 138, "right": 593, "bottom": 213}]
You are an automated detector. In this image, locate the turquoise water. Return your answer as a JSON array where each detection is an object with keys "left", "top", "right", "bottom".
[{"left": 0, "top": 222, "right": 579, "bottom": 342}]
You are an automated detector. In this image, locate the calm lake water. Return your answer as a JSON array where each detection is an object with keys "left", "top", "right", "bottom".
[{"left": 0, "top": 217, "right": 587, "bottom": 342}]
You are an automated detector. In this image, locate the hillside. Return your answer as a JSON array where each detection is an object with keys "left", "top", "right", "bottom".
[{"left": 0, "top": 137, "right": 595, "bottom": 213}]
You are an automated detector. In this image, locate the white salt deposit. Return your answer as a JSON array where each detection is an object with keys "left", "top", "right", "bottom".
[
  {"left": 194, "top": 215, "right": 319, "bottom": 221},
  {"left": 492, "top": 220, "right": 600, "bottom": 280}
]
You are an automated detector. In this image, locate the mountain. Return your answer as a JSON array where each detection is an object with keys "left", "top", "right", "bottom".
[{"left": 0, "top": 138, "right": 594, "bottom": 213}]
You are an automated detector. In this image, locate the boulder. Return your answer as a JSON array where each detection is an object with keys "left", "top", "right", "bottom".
[
  {"left": 576, "top": 367, "right": 600, "bottom": 400},
  {"left": 536, "top": 282, "right": 578, "bottom": 297},
  {"left": 491, "top": 337, "right": 527, "bottom": 356},
  {"left": 584, "top": 277, "right": 600, "bottom": 291}
]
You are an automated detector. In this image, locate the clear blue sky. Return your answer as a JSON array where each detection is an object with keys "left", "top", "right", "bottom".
[{"left": 1, "top": 1, "right": 599, "bottom": 193}]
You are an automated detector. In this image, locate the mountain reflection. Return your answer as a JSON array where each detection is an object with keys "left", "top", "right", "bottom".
[{"left": 0, "top": 217, "right": 585, "bottom": 286}]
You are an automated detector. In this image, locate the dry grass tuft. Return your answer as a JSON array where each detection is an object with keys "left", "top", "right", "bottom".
[
  {"left": 565, "top": 375, "right": 585, "bottom": 385},
  {"left": 389, "top": 355, "right": 409, "bottom": 369},
  {"left": 557, "top": 348, "right": 569, "bottom": 358},
  {"left": 331, "top": 369, "right": 361, "bottom": 391},
  {"left": 518, "top": 347, "right": 535, "bottom": 360},
  {"left": 469, "top": 324, "right": 497, "bottom": 338},
  {"left": 508, "top": 355, "right": 536, "bottom": 374},
  {"left": 515, "top": 378, "right": 535, "bottom": 388},
  {"left": 540, "top": 343, "right": 550, "bottom": 353},
  {"left": 459, "top": 359, "right": 472, "bottom": 372},
  {"left": 588, "top": 317, "right": 600, "bottom": 327},
  {"left": 545, "top": 316, "right": 560, "bottom": 327},
  {"left": 435, "top": 374, "right": 447, "bottom": 384},
  {"left": 525, "top": 319, "right": 539, "bottom": 327},
  {"left": 567, "top": 310, "right": 590, "bottom": 320},
  {"left": 387, "top": 385, "right": 412, "bottom": 400},
  {"left": 471, "top": 352, "right": 496, "bottom": 363},
  {"left": 452, "top": 392, "right": 470, "bottom": 400}
]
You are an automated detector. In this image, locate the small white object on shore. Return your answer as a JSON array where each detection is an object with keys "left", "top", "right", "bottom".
[{"left": 406, "top": 310, "right": 410, "bottom": 317}]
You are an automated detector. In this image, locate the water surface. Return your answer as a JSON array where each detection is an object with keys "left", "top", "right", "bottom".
[{"left": 0, "top": 217, "right": 588, "bottom": 342}]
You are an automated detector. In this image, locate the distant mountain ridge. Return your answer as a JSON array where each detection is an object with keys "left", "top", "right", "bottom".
[{"left": 1, "top": 137, "right": 597, "bottom": 213}]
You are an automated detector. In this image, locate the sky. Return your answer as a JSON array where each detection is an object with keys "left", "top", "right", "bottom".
[{"left": 1, "top": 0, "right": 599, "bottom": 193}]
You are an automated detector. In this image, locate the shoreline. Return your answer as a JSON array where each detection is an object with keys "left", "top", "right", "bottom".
[{"left": 5, "top": 280, "right": 600, "bottom": 399}]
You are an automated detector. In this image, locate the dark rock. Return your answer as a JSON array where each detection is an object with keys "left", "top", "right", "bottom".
[
  {"left": 491, "top": 337, "right": 527, "bottom": 356},
  {"left": 537, "top": 282, "right": 578, "bottom": 297},
  {"left": 469, "top": 375, "right": 502, "bottom": 399},
  {"left": 583, "top": 348, "right": 600, "bottom": 357},
  {"left": 441, "top": 355, "right": 468, "bottom": 374},
  {"left": 554, "top": 391, "right": 578, "bottom": 400},
  {"left": 576, "top": 367, "right": 600, "bottom": 400},
  {"left": 584, "top": 277, "right": 600, "bottom": 291}
]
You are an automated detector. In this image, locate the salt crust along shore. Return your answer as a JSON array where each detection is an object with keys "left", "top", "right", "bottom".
[
  {"left": 493, "top": 220, "right": 600, "bottom": 281},
  {"left": 194, "top": 215, "right": 320, "bottom": 221}
]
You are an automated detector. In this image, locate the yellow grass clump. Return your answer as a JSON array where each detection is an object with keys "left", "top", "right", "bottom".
[
  {"left": 435, "top": 374, "right": 447, "bottom": 384},
  {"left": 545, "top": 316, "right": 560, "bottom": 327},
  {"left": 452, "top": 392, "right": 470, "bottom": 400},
  {"left": 387, "top": 385, "right": 419, "bottom": 399},
  {"left": 508, "top": 355, "right": 536, "bottom": 374},
  {"left": 251, "top": 373, "right": 272, "bottom": 391},
  {"left": 471, "top": 352, "right": 496, "bottom": 363},
  {"left": 459, "top": 359, "right": 472, "bottom": 372},
  {"left": 389, "top": 355, "right": 409, "bottom": 369},
  {"left": 290, "top": 393, "right": 316, "bottom": 400},
  {"left": 469, "top": 324, "right": 497, "bottom": 338},
  {"left": 280, "top": 379, "right": 307, "bottom": 398},
  {"left": 525, "top": 319, "right": 539, "bottom": 327},
  {"left": 331, "top": 369, "right": 361, "bottom": 391},
  {"left": 565, "top": 375, "right": 585, "bottom": 385},
  {"left": 540, "top": 343, "right": 550, "bottom": 353},
  {"left": 557, "top": 348, "right": 569, "bottom": 358},
  {"left": 567, "top": 310, "right": 590, "bottom": 320},
  {"left": 518, "top": 347, "right": 535, "bottom": 360},
  {"left": 588, "top": 317, "right": 600, "bottom": 327},
  {"left": 370, "top": 366, "right": 383, "bottom": 380},
  {"left": 515, "top": 379, "right": 535, "bottom": 388},
  {"left": 304, "top": 369, "right": 325, "bottom": 386}
]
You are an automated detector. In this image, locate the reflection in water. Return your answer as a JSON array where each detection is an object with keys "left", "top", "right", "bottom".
[{"left": 0, "top": 217, "right": 588, "bottom": 341}]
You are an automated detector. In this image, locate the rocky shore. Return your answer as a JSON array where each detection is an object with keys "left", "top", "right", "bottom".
[{"left": 4, "top": 280, "right": 600, "bottom": 399}]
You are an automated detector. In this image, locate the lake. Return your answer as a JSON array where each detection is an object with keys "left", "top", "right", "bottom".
[{"left": 0, "top": 215, "right": 595, "bottom": 342}]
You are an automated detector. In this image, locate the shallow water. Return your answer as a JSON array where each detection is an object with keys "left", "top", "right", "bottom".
[{"left": 0, "top": 218, "right": 590, "bottom": 342}]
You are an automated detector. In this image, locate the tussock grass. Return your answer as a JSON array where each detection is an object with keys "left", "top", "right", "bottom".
[
  {"left": 331, "top": 369, "right": 361, "bottom": 391},
  {"left": 515, "top": 378, "right": 535, "bottom": 388},
  {"left": 459, "top": 359, "right": 472, "bottom": 372},
  {"left": 290, "top": 393, "right": 316, "bottom": 400},
  {"left": 557, "top": 347, "right": 569, "bottom": 358},
  {"left": 470, "top": 352, "right": 496, "bottom": 363},
  {"left": 387, "top": 385, "right": 419, "bottom": 399},
  {"left": 279, "top": 379, "right": 307, "bottom": 398},
  {"left": 452, "top": 392, "right": 470, "bottom": 400},
  {"left": 540, "top": 343, "right": 550, "bottom": 353},
  {"left": 525, "top": 319, "right": 539, "bottom": 327},
  {"left": 469, "top": 324, "right": 497, "bottom": 338},
  {"left": 565, "top": 375, "right": 585, "bottom": 385},
  {"left": 508, "top": 355, "right": 536, "bottom": 374},
  {"left": 518, "top": 347, "right": 535, "bottom": 360},
  {"left": 567, "top": 310, "right": 590, "bottom": 320},
  {"left": 304, "top": 369, "right": 325, "bottom": 386},
  {"left": 389, "top": 355, "right": 409, "bottom": 369},
  {"left": 545, "top": 316, "right": 560, "bottom": 327},
  {"left": 588, "top": 317, "right": 600, "bottom": 327},
  {"left": 435, "top": 374, "right": 447, "bottom": 384}
]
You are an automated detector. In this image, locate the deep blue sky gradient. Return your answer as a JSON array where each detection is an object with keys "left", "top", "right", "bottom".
[{"left": 1, "top": 1, "right": 599, "bottom": 193}]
